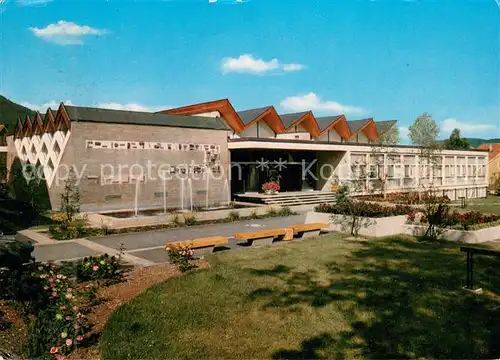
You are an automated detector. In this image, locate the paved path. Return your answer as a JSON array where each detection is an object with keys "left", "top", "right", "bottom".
[{"left": 33, "top": 214, "right": 306, "bottom": 264}]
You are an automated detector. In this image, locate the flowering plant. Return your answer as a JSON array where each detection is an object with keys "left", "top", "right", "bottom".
[
  {"left": 262, "top": 181, "right": 280, "bottom": 194},
  {"left": 75, "top": 254, "right": 122, "bottom": 284},
  {"left": 165, "top": 244, "right": 195, "bottom": 272},
  {"left": 33, "top": 263, "right": 89, "bottom": 359}
]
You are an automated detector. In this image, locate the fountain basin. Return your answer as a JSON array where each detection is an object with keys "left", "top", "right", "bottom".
[{"left": 84, "top": 204, "right": 267, "bottom": 230}]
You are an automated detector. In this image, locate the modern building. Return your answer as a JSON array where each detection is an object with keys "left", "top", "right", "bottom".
[
  {"left": 6, "top": 99, "right": 489, "bottom": 211},
  {"left": 478, "top": 144, "right": 500, "bottom": 190}
]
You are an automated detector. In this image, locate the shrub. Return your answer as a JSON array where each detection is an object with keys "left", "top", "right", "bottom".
[
  {"left": 26, "top": 263, "right": 89, "bottom": 359},
  {"left": 266, "top": 207, "right": 278, "bottom": 217},
  {"left": 249, "top": 209, "right": 260, "bottom": 219},
  {"left": 75, "top": 254, "right": 122, "bottom": 284},
  {"left": 170, "top": 214, "right": 181, "bottom": 226},
  {"left": 49, "top": 215, "right": 89, "bottom": 241},
  {"left": 184, "top": 215, "right": 197, "bottom": 226},
  {"left": 278, "top": 206, "right": 295, "bottom": 216},
  {"left": 228, "top": 210, "right": 240, "bottom": 221},
  {"left": 315, "top": 201, "right": 412, "bottom": 218},
  {"left": 165, "top": 244, "right": 195, "bottom": 272}
]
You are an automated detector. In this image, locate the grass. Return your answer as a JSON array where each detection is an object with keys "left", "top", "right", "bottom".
[
  {"left": 453, "top": 195, "right": 500, "bottom": 215},
  {"left": 100, "top": 234, "right": 500, "bottom": 359}
]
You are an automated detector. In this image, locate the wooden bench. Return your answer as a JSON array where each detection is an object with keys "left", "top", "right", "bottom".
[
  {"left": 166, "top": 236, "right": 228, "bottom": 256},
  {"left": 234, "top": 228, "right": 293, "bottom": 247},
  {"left": 288, "top": 223, "right": 329, "bottom": 238},
  {"left": 460, "top": 246, "right": 500, "bottom": 292}
]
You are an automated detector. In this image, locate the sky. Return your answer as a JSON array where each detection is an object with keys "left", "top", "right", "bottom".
[{"left": 0, "top": 0, "right": 499, "bottom": 143}]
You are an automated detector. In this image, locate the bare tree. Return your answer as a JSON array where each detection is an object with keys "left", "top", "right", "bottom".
[{"left": 369, "top": 124, "right": 400, "bottom": 199}]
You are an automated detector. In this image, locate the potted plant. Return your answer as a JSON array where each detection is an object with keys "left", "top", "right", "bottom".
[{"left": 262, "top": 181, "right": 280, "bottom": 195}]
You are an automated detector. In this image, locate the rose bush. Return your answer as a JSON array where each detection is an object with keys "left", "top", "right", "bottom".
[
  {"left": 315, "top": 201, "right": 413, "bottom": 218},
  {"left": 75, "top": 254, "right": 122, "bottom": 284},
  {"left": 165, "top": 244, "right": 195, "bottom": 272}
]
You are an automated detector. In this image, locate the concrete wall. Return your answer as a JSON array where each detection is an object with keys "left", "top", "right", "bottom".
[
  {"left": 306, "top": 211, "right": 500, "bottom": 243},
  {"left": 48, "top": 122, "right": 229, "bottom": 212},
  {"left": 241, "top": 122, "right": 275, "bottom": 139},
  {"left": 315, "top": 151, "right": 346, "bottom": 191}
]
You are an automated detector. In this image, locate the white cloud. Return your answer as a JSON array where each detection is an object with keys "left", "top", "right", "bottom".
[
  {"left": 280, "top": 92, "right": 365, "bottom": 115},
  {"left": 441, "top": 118, "right": 495, "bottom": 135},
  {"left": 283, "top": 63, "right": 305, "bottom": 72},
  {"left": 20, "top": 100, "right": 74, "bottom": 112},
  {"left": 221, "top": 54, "right": 305, "bottom": 75},
  {"left": 29, "top": 20, "right": 107, "bottom": 45},
  {"left": 97, "top": 103, "right": 173, "bottom": 113},
  {"left": 17, "top": 0, "right": 53, "bottom": 6}
]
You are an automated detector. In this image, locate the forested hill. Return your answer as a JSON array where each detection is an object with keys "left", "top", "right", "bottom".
[{"left": 0, "top": 95, "right": 35, "bottom": 133}]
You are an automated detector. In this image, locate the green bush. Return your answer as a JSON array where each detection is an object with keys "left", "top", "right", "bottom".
[
  {"left": 249, "top": 209, "right": 260, "bottom": 219},
  {"left": 165, "top": 244, "right": 195, "bottom": 272},
  {"left": 266, "top": 207, "right": 278, "bottom": 217},
  {"left": 75, "top": 254, "right": 122, "bottom": 284},
  {"left": 278, "top": 206, "right": 295, "bottom": 216},
  {"left": 315, "top": 201, "right": 413, "bottom": 218},
  {"left": 228, "top": 210, "right": 240, "bottom": 221},
  {"left": 184, "top": 215, "right": 197, "bottom": 226}
]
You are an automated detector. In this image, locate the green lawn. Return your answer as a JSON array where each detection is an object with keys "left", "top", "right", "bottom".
[
  {"left": 100, "top": 235, "right": 500, "bottom": 359},
  {"left": 453, "top": 195, "right": 500, "bottom": 215}
]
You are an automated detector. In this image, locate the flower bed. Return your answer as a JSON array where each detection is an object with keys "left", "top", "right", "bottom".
[
  {"left": 315, "top": 201, "right": 413, "bottom": 217},
  {"left": 358, "top": 192, "right": 451, "bottom": 205},
  {"left": 418, "top": 210, "right": 500, "bottom": 231}
]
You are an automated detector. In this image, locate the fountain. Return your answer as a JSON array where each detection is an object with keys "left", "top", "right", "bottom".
[
  {"left": 205, "top": 168, "right": 210, "bottom": 209},
  {"left": 223, "top": 178, "right": 231, "bottom": 206},
  {"left": 180, "top": 177, "right": 185, "bottom": 211},
  {"left": 134, "top": 178, "right": 140, "bottom": 217},
  {"left": 163, "top": 176, "right": 167, "bottom": 214},
  {"left": 187, "top": 178, "right": 193, "bottom": 212}
]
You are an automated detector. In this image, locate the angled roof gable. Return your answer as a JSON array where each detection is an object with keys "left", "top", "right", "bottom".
[
  {"left": 315, "top": 115, "right": 350, "bottom": 138},
  {"left": 347, "top": 118, "right": 379, "bottom": 140},
  {"left": 23, "top": 115, "right": 33, "bottom": 137},
  {"left": 279, "top": 111, "right": 320, "bottom": 136},
  {"left": 162, "top": 99, "right": 244, "bottom": 132},
  {"left": 33, "top": 112, "right": 44, "bottom": 135},
  {"left": 237, "top": 106, "right": 272, "bottom": 126}
]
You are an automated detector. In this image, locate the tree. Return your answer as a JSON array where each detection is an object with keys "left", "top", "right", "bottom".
[
  {"left": 379, "top": 125, "right": 400, "bottom": 146},
  {"left": 60, "top": 168, "right": 81, "bottom": 224},
  {"left": 408, "top": 113, "right": 441, "bottom": 193},
  {"left": 408, "top": 112, "right": 439, "bottom": 149},
  {"left": 444, "top": 128, "right": 470, "bottom": 150},
  {"left": 370, "top": 124, "right": 401, "bottom": 199}
]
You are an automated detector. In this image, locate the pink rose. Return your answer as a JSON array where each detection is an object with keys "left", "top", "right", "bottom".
[
  {"left": 92, "top": 265, "right": 99, "bottom": 271},
  {"left": 74, "top": 323, "right": 80, "bottom": 330},
  {"left": 51, "top": 292, "right": 57, "bottom": 297},
  {"left": 76, "top": 335, "right": 84, "bottom": 342},
  {"left": 65, "top": 316, "right": 71, "bottom": 321},
  {"left": 65, "top": 339, "right": 73, "bottom": 346}
]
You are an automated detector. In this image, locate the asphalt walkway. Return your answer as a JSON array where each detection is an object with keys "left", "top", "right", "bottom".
[{"left": 33, "top": 214, "right": 306, "bottom": 264}]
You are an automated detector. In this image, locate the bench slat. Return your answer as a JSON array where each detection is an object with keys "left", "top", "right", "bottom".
[
  {"left": 167, "top": 236, "right": 228, "bottom": 249},
  {"left": 234, "top": 229, "right": 287, "bottom": 240},
  {"left": 289, "top": 223, "right": 329, "bottom": 232},
  {"left": 460, "top": 246, "right": 500, "bottom": 257}
]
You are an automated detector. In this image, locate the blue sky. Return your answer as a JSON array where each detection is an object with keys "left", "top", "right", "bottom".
[{"left": 0, "top": 0, "right": 498, "bottom": 142}]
